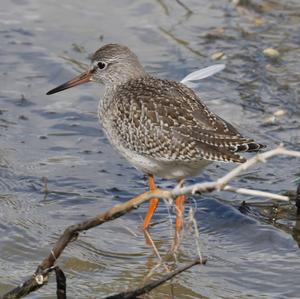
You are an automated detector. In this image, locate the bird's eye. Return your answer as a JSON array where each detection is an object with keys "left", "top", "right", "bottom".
[{"left": 97, "top": 61, "right": 107, "bottom": 69}]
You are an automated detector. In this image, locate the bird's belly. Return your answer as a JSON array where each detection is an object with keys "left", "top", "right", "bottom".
[
  {"left": 126, "top": 151, "right": 211, "bottom": 179},
  {"left": 112, "top": 141, "right": 211, "bottom": 179}
]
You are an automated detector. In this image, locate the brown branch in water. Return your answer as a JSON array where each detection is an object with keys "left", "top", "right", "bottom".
[
  {"left": 159, "top": 27, "right": 205, "bottom": 57},
  {"left": 155, "top": 0, "right": 170, "bottom": 16},
  {"left": 1, "top": 190, "right": 171, "bottom": 299},
  {"left": 2, "top": 145, "right": 300, "bottom": 298},
  {"left": 296, "top": 182, "right": 300, "bottom": 215},
  {"left": 175, "top": 0, "right": 193, "bottom": 15},
  {"left": 103, "top": 258, "right": 206, "bottom": 299},
  {"left": 58, "top": 55, "right": 88, "bottom": 72}
]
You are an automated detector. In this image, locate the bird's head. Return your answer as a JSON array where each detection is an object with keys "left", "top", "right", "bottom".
[{"left": 47, "top": 43, "right": 146, "bottom": 95}]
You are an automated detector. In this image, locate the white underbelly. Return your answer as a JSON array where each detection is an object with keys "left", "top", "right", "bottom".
[{"left": 115, "top": 143, "right": 212, "bottom": 179}]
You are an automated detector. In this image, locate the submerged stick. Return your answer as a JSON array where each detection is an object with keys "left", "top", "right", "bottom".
[
  {"left": 2, "top": 190, "right": 171, "bottom": 299},
  {"left": 103, "top": 258, "right": 206, "bottom": 299}
]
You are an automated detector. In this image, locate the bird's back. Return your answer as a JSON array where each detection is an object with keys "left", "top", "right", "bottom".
[{"left": 99, "top": 76, "right": 264, "bottom": 165}]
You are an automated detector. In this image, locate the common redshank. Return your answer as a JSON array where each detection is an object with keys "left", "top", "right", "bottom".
[{"left": 47, "top": 43, "right": 265, "bottom": 233}]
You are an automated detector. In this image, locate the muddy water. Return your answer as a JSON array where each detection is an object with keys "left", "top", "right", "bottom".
[{"left": 0, "top": 0, "right": 300, "bottom": 298}]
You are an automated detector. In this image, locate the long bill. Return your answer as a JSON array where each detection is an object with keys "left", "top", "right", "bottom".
[{"left": 46, "top": 70, "right": 92, "bottom": 95}]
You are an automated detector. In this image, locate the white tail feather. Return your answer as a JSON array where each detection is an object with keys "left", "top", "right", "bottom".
[{"left": 181, "top": 64, "right": 225, "bottom": 87}]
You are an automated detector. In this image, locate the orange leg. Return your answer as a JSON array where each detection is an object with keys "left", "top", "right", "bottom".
[
  {"left": 143, "top": 174, "right": 159, "bottom": 230},
  {"left": 175, "top": 194, "right": 186, "bottom": 232}
]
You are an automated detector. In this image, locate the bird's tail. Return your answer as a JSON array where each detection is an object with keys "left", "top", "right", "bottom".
[{"left": 231, "top": 141, "right": 266, "bottom": 153}]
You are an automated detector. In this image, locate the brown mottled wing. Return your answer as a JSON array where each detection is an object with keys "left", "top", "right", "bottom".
[{"left": 110, "top": 77, "right": 264, "bottom": 163}]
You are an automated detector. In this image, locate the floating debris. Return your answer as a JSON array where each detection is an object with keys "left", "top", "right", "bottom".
[
  {"left": 263, "top": 116, "right": 276, "bottom": 125},
  {"left": 273, "top": 109, "right": 287, "bottom": 117},
  {"left": 263, "top": 48, "right": 280, "bottom": 58},
  {"left": 263, "top": 109, "right": 287, "bottom": 125},
  {"left": 72, "top": 43, "right": 85, "bottom": 53},
  {"left": 205, "top": 27, "right": 225, "bottom": 39},
  {"left": 18, "top": 115, "right": 28, "bottom": 120},
  {"left": 254, "top": 17, "right": 265, "bottom": 26},
  {"left": 211, "top": 51, "right": 226, "bottom": 60}
]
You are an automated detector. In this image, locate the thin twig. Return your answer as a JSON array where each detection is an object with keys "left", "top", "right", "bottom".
[
  {"left": 223, "top": 185, "right": 289, "bottom": 201},
  {"left": 188, "top": 207, "right": 203, "bottom": 264},
  {"left": 172, "top": 145, "right": 300, "bottom": 201},
  {"left": 143, "top": 230, "right": 171, "bottom": 281},
  {"left": 103, "top": 258, "right": 206, "bottom": 299}
]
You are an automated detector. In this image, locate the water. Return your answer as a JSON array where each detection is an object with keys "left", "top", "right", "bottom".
[{"left": 0, "top": 0, "right": 300, "bottom": 298}]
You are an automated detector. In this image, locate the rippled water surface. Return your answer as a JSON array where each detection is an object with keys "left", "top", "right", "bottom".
[{"left": 1, "top": 0, "right": 300, "bottom": 298}]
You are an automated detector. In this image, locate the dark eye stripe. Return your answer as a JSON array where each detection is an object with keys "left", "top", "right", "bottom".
[{"left": 97, "top": 62, "right": 106, "bottom": 69}]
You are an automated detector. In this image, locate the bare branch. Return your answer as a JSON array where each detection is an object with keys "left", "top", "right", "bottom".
[
  {"left": 172, "top": 145, "right": 300, "bottom": 201},
  {"left": 2, "top": 190, "right": 171, "bottom": 299},
  {"left": 223, "top": 185, "right": 289, "bottom": 201}
]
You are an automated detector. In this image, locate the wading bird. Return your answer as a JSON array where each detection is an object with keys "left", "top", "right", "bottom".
[{"left": 47, "top": 44, "right": 264, "bottom": 235}]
